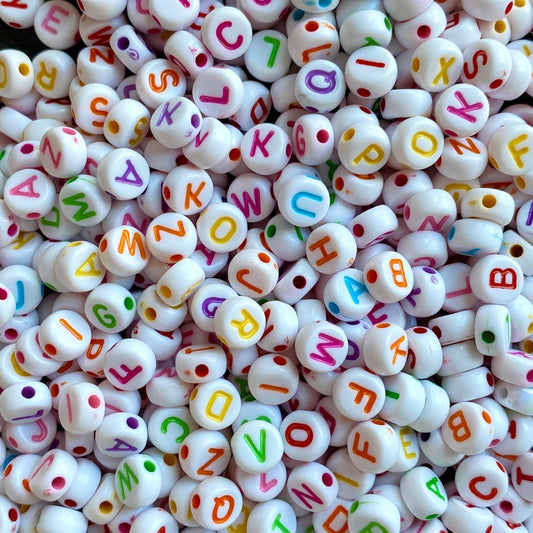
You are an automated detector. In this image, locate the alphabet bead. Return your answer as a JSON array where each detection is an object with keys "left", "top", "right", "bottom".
[
  {"left": 29, "top": 449, "right": 78, "bottom": 502},
  {"left": 114, "top": 453, "right": 162, "bottom": 507},
  {"left": 84, "top": 283, "right": 137, "bottom": 333},
  {"left": 190, "top": 476, "right": 243, "bottom": 530},
  {"left": 179, "top": 428, "right": 231, "bottom": 480},
  {"left": 104, "top": 338, "right": 156, "bottom": 391},
  {"left": 442, "top": 401, "right": 495, "bottom": 455},
  {"left": 95, "top": 412, "right": 148, "bottom": 458},
  {"left": 201, "top": 6, "right": 253, "bottom": 61},
  {"left": 280, "top": 410, "right": 330, "bottom": 462},
  {"left": 189, "top": 378, "right": 242, "bottom": 430}
]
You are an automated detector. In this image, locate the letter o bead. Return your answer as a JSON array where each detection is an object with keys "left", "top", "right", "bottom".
[{"left": 280, "top": 410, "right": 330, "bottom": 462}]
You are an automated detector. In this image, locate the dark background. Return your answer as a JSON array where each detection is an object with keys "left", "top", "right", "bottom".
[{"left": 0, "top": 0, "right": 82, "bottom": 56}]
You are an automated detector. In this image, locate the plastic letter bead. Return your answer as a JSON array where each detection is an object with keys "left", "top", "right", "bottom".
[
  {"left": 247, "top": 353, "right": 299, "bottom": 405},
  {"left": 103, "top": 338, "right": 156, "bottom": 391},
  {"left": 240, "top": 124, "right": 291, "bottom": 175},
  {"left": 286, "top": 462, "right": 338, "bottom": 513},
  {"left": 57, "top": 382, "right": 105, "bottom": 435},
  {"left": 192, "top": 66, "right": 244, "bottom": 119},
  {"left": 201, "top": 6, "right": 253, "bottom": 61},
  {"left": 474, "top": 304, "right": 511, "bottom": 356},
  {"left": 455, "top": 454, "right": 508, "bottom": 507},
  {"left": 29, "top": 448, "right": 78, "bottom": 501},
  {"left": 227, "top": 248, "right": 278, "bottom": 298},
  {"left": 4, "top": 168, "right": 56, "bottom": 221},
  {"left": 95, "top": 412, "right": 148, "bottom": 458},
  {"left": 345, "top": 45, "right": 397, "bottom": 100},
  {"left": 114, "top": 453, "right": 162, "bottom": 507},
  {"left": 96, "top": 147, "right": 150, "bottom": 200},
  {"left": 332, "top": 367, "right": 386, "bottom": 421},
  {"left": 164, "top": 30, "right": 213, "bottom": 80},
  {"left": 135, "top": 59, "right": 186, "bottom": 110},
  {"left": 363, "top": 251, "right": 414, "bottom": 303},
  {"left": 441, "top": 401, "right": 494, "bottom": 455},
  {"left": 84, "top": 283, "right": 137, "bottom": 333},
  {"left": 244, "top": 30, "right": 291, "bottom": 84},
  {"left": 462, "top": 39, "right": 513, "bottom": 92},
  {"left": 338, "top": 123, "right": 391, "bottom": 174},
  {"left": 400, "top": 466, "right": 448, "bottom": 520},
  {"left": 390, "top": 117, "right": 445, "bottom": 170},
  {"left": 189, "top": 476, "right": 243, "bottom": 530},
  {"left": 295, "top": 59, "right": 346, "bottom": 113},
  {"left": 295, "top": 320, "right": 348, "bottom": 372},
  {"left": 0, "top": 381, "right": 51, "bottom": 424},
  {"left": 189, "top": 378, "right": 242, "bottom": 430},
  {"left": 178, "top": 428, "right": 230, "bottom": 480},
  {"left": 280, "top": 410, "right": 330, "bottom": 462},
  {"left": 347, "top": 419, "right": 401, "bottom": 474},
  {"left": 37, "top": 310, "right": 91, "bottom": 361},
  {"left": 363, "top": 322, "right": 408, "bottom": 375},
  {"left": 231, "top": 419, "right": 283, "bottom": 474},
  {"left": 0, "top": 49, "right": 34, "bottom": 99},
  {"left": 150, "top": 97, "right": 203, "bottom": 150},
  {"left": 469, "top": 254, "right": 523, "bottom": 304},
  {"left": 130, "top": 508, "right": 179, "bottom": 533}
]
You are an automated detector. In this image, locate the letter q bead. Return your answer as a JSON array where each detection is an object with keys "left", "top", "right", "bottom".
[{"left": 190, "top": 476, "right": 243, "bottom": 530}]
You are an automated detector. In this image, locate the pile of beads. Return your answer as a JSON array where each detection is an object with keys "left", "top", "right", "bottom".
[{"left": 0, "top": 0, "right": 532, "bottom": 531}]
